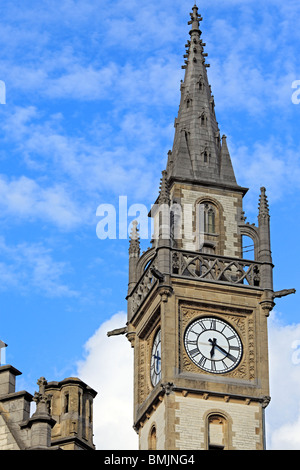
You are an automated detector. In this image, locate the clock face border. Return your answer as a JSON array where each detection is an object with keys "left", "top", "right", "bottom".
[
  {"left": 150, "top": 328, "right": 162, "bottom": 387},
  {"left": 184, "top": 316, "right": 243, "bottom": 375}
]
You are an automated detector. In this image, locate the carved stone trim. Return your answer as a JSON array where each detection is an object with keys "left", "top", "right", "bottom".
[
  {"left": 138, "top": 321, "right": 161, "bottom": 406},
  {"left": 161, "top": 382, "right": 174, "bottom": 396},
  {"left": 179, "top": 304, "right": 254, "bottom": 380},
  {"left": 260, "top": 396, "right": 271, "bottom": 408},
  {"left": 138, "top": 341, "right": 147, "bottom": 405}
]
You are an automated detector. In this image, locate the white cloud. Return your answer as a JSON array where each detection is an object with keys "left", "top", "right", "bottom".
[
  {"left": 211, "top": 53, "right": 296, "bottom": 116},
  {"left": 269, "top": 414, "right": 300, "bottom": 450},
  {"left": 1, "top": 105, "right": 169, "bottom": 207},
  {"left": 204, "top": 1, "right": 300, "bottom": 116},
  {"left": 77, "top": 312, "right": 138, "bottom": 450},
  {"left": 1, "top": 0, "right": 299, "bottom": 115},
  {"left": 266, "top": 312, "right": 300, "bottom": 449},
  {"left": 45, "top": 63, "right": 119, "bottom": 101},
  {"left": 1, "top": 2, "right": 299, "bottom": 230},
  {"left": 0, "top": 174, "right": 85, "bottom": 230},
  {"left": 229, "top": 138, "right": 300, "bottom": 214},
  {"left": 0, "top": 237, "right": 78, "bottom": 297}
]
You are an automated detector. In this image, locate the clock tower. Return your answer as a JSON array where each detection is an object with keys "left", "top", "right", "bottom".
[{"left": 123, "top": 4, "right": 293, "bottom": 450}]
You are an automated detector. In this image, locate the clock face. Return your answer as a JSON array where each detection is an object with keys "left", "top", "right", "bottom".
[
  {"left": 184, "top": 317, "right": 243, "bottom": 374},
  {"left": 150, "top": 329, "right": 161, "bottom": 386}
]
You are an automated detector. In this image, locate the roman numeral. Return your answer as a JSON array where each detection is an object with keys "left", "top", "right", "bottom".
[
  {"left": 227, "top": 352, "right": 237, "bottom": 362},
  {"left": 186, "top": 340, "right": 197, "bottom": 346},
  {"left": 198, "top": 355, "right": 206, "bottom": 367},
  {"left": 221, "top": 360, "right": 228, "bottom": 370},
  {"left": 189, "top": 348, "right": 200, "bottom": 358},
  {"left": 227, "top": 335, "right": 236, "bottom": 341},
  {"left": 197, "top": 320, "right": 206, "bottom": 331}
]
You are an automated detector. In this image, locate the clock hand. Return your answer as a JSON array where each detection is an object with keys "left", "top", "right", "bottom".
[
  {"left": 153, "top": 352, "right": 161, "bottom": 372},
  {"left": 214, "top": 343, "right": 236, "bottom": 362},
  {"left": 208, "top": 338, "right": 237, "bottom": 362},
  {"left": 208, "top": 338, "right": 217, "bottom": 358}
]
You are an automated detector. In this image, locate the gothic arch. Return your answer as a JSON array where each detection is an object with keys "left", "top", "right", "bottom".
[
  {"left": 148, "top": 423, "right": 157, "bottom": 450},
  {"left": 239, "top": 224, "right": 259, "bottom": 260},
  {"left": 136, "top": 247, "right": 156, "bottom": 280},
  {"left": 193, "top": 196, "right": 225, "bottom": 255},
  {"left": 203, "top": 409, "right": 233, "bottom": 450}
]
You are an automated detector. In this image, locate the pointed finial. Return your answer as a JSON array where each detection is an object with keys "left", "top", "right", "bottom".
[
  {"left": 129, "top": 220, "right": 140, "bottom": 254},
  {"left": 188, "top": 2, "right": 203, "bottom": 35},
  {"left": 32, "top": 377, "right": 52, "bottom": 416},
  {"left": 37, "top": 376, "right": 47, "bottom": 395},
  {"left": 258, "top": 187, "right": 270, "bottom": 218},
  {"left": 221, "top": 134, "right": 228, "bottom": 145},
  {"left": 158, "top": 170, "right": 170, "bottom": 205}
]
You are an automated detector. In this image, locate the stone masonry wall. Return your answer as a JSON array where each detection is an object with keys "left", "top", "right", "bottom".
[
  {"left": 139, "top": 399, "right": 166, "bottom": 450},
  {"left": 180, "top": 187, "right": 240, "bottom": 257},
  {"left": 175, "top": 394, "right": 261, "bottom": 450}
]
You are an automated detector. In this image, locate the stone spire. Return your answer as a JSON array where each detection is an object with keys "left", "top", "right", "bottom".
[{"left": 167, "top": 4, "right": 238, "bottom": 188}]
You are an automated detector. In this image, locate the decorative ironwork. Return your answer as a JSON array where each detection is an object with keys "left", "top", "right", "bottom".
[
  {"left": 129, "top": 249, "right": 262, "bottom": 318},
  {"left": 171, "top": 250, "right": 261, "bottom": 287}
]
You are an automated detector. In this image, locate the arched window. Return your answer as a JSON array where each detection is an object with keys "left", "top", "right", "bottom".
[
  {"left": 148, "top": 425, "right": 157, "bottom": 450},
  {"left": 197, "top": 202, "right": 218, "bottom": 254},
  {"left": 206, "top": 207, "right": 215, "bottom": 234},
  {"left": 242, "top": 235, "right": 255, "bottom": 260},
  {"left": 200, "top": 112, "right": 207, "bottom": 127},
  {"left": 208, "top": 415, "right": 227, "bottom": 450},
  {"left": 199, "top": 203, "right": 216, "bottom": 234}
]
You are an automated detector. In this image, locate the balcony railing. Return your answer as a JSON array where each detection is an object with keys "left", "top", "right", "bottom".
[
  {"left": 171, "top": 249, "right": 261, "bottom": 287},
  {"left": 128, "top": 249, "right": 262, "bottom": 318},
  {"left": 129, "top": 256, "right": 158, "bottom": 317}
]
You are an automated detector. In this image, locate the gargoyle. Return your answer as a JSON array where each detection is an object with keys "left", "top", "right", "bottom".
[
  {"left": 107, "top": 326, "right": 127, "bottom": 337},
  {"left": 273, "top": 289, "right": 296, "bottom": 299}
]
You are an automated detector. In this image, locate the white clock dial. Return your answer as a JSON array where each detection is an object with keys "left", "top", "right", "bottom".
[
  {"left": 184, "top": 317, "right": 243, "bottom": 374},
  {"left": 150, "top": 329, "right": 161, "bottom": 386}
]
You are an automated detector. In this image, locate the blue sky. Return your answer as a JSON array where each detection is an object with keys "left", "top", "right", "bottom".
[{"left": 0, "top": 0, "right": 300, "bottom": 450}]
